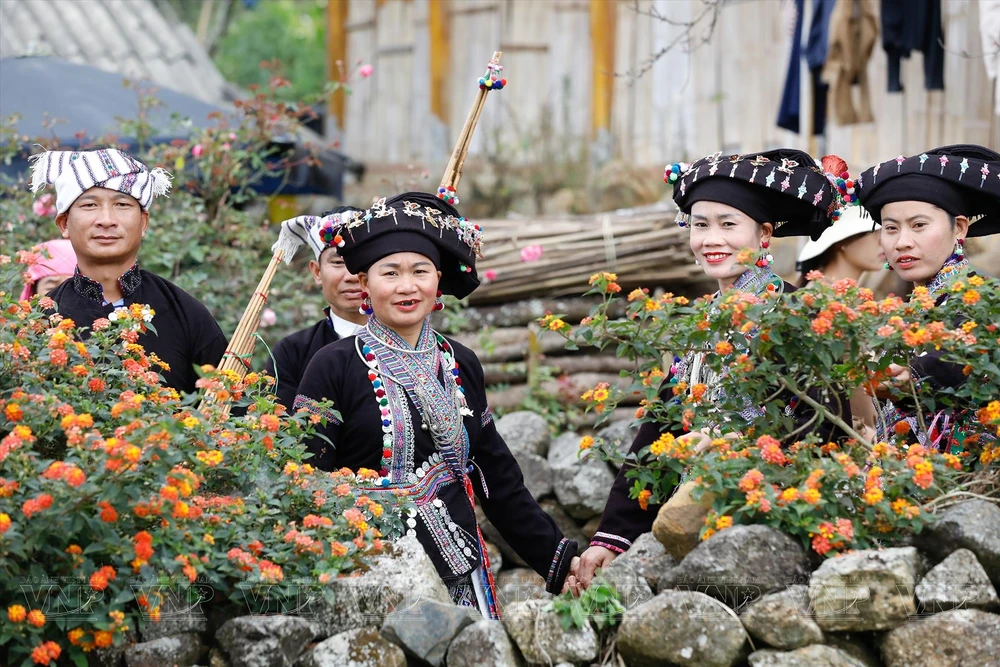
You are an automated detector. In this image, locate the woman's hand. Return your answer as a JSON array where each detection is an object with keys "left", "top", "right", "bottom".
[
  {"left": 871, "top": 363, "right": 912, "bottom": 399},
  {"left": 574, "top": 546, "right": 618, "bottom": 592},
  {"left": 677, "top": 430, "right": 712, "bottom": 454},
  {"left": 562, "top": 556, "right": 582, "bottom": 596}
]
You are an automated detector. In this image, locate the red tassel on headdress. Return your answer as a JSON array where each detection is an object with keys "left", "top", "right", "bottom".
[{"left": 821, "top": 155, "right": 849, "bottom": 177}]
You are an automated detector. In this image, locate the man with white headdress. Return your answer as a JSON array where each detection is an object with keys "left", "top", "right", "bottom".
[
  {"left": 265, "top": 205, "right": 368, "bottom": 409},
  {"left": 31, "top": 148, "right": 227, "bottom": 395}
]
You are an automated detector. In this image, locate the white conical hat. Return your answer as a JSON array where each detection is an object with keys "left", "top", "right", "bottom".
[{"left": 797, "top": 205, "right": 879, "bottom": 263}]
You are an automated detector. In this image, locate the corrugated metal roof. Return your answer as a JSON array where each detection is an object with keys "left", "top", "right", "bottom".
[{"left": 0, "top": 0, "right": 232, "bottom": 106}]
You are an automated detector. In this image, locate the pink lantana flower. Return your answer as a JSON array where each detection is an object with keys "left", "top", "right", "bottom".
[{"left": 520, "top": 245, "right": 543, "bottom": 263}]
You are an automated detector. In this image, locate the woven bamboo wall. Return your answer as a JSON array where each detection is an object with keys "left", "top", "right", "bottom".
[{"left": 338, "top": 0, "right": 998, "bottom": 169}]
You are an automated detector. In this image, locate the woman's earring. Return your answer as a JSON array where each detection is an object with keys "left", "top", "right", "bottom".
[
  {"left": 694, "top": 258, "right": 700, "bottom": 266},
  {"left": 954, "top": 238, "right": 965, "bottom": 258},
  {"left": 755, "top": 240, "right": 772, "bottom": 268},
  {"left": 359, "top": 291, "right": 373, "bottom": 316},
  {"left": 883, "top": 261, "right": 894, "bottom": 271},
  {"left": 433, "top": 290, "right": 445, "bottom": 312}
]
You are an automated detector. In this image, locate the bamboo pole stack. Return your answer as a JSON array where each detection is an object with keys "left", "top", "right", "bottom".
[{"left": 468, "top": 204, "right": 708, "bottom": 304}]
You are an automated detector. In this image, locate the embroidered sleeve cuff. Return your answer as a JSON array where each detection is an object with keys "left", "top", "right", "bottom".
[
  {"left": 292, "top": 395, "right": 343, "bottom": 427},
  {"left": 590, "top": 531, "right": 632, "bottom": 554},
  {"left": 544, "top": 537, "right": 578, "bottom": 594}
]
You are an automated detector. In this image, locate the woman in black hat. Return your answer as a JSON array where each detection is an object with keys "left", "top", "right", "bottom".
[
  {"left": 574, "top": 149, "right": 852, "bottom": 590},
  {"left": 855, "top": 144, "right": 1000, "bottom": 445},
  {"left": 293, "top": 192, "right": 577, "bottom": 618}
]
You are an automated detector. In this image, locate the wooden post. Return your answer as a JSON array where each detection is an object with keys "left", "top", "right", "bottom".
[
  {"left": 590, "top": 0, "right": 616, "bottom": 137},
  {"left": 429, "top": 0, "right": 451, "bottom": 127},
  {"left": 327, "top": 0, "right": 350, "bottom": 132}
]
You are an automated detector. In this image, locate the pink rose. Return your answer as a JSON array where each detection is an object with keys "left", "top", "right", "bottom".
[
  {"left": 228, "top": 132, "right": 237, "bottom": 141},
  {"left": 191, "top": 144, "right": 204, "bottom": 157},
  {"left": 221, "top": 143, "right": 231, "bottom": 151},
  {"left": 358, "top": 64, "right": 374, "bottom": 78},
  {"left": 483, "top": 270, "right": 497, "bottom": 283},
  {"left": 520, "top": 245, "right": 543, "bottom": 263},
  {"left": 32, "top": 194, "right": 56, "bottom": 217},
  {"left": 259, "top": 308, "right": 277, "bottom": 328}
]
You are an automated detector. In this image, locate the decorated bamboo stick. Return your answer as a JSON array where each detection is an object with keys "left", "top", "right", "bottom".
[{"left": 437, "top": 51, "right": 503, "bottom": 202}]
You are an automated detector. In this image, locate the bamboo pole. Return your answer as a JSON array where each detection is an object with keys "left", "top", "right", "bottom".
[{"left": 198, "top": 250, "right": 284, "bottom": 417}]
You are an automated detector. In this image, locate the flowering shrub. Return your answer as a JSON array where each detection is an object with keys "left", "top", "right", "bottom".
[
  {"left": 544, "top": 269, "right": 1000, "bottom": 556},
  {"left": 0, "top": 257, "right": 404, "bottom": 666}
]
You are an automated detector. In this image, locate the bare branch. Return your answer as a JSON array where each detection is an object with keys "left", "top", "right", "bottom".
[{"left": 617, "top": 0, "right": 725, "bottom": 84}]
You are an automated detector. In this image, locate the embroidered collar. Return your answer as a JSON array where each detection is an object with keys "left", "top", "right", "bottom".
[
  {"left": 365, "top": 315, "right": 437, "bottom": 353},
  {"left": 72, "top": 263, "right": 142, "bottom": 303},
  {"left": 672, "top": 266, "right": 784, "bottom": 428},
  {"left": 729, "top": 266, "right": 784, "bottom": 297},
  {"left": 924, "top": 256, "right": 970, "bottom": 300}
]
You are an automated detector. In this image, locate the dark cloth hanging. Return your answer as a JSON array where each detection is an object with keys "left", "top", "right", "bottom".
[
  {"left": 881, "top": 0, "right": 945, "bottom": 92},
  {"left": 777, "top": 0, "right": 806, "bottom": 133},
  {"left": 777, "top": 0, "right": 839, "bottom": 135},
  {"left": 805, "top": 0, "right": 838, "bottom": 134}
]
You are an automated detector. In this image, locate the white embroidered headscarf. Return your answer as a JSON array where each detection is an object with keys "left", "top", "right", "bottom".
[
  {"left": 29, "top": 148, "right": 172, "bottom": 214},
  {"left": 271, "top": 210, "right": 355, "bottom": 262}
]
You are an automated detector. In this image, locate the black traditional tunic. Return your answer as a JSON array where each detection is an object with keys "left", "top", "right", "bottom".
[
  {"left": 48, "top": 265, "right": 227, "bottom": 395},
  {"left": 592, "top": 269, "right": 852, "bottom": 555},
  {"left": 265, "top": 310, "right": 340, "bottom": 409},
  {"left": 876, "top": 257, "right": 993, "bottom": 452},
  {"left": 294, "top": 317, "right": 576, "bottom": 612}
]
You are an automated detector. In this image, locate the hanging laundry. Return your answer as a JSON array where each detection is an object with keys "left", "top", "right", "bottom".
[
  {"left": 881, "top": 0, "right": 945, "bottom": 92},
  {"left": 777, "top": 0, "right": 806, "bottom": 133},
  {"left": 804, "top": 0, "right": 838, "bottom": 135},
  {"left": 824, "top": 0, "right": 878, "bottom": 125}
]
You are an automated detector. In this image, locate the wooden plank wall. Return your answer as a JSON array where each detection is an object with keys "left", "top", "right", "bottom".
[{"left": 342, "top": 0, "right": 998, "bottom": 170}]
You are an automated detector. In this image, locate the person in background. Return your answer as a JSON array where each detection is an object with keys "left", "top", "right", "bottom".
[
  {"left": 796, "top": 205, "right": 883, "bottom": 287},
  {"left": 795, "top": 203, "right": 884, "bottom": 438},
  {"left": 19, "top": 238, "right": 77, "bottom": 300},
  {"left": 29, "top": 148, "right": 228, "bottom": 395},
  {"left": 265, "top": 206, "right": 367, "bottom": 409}
]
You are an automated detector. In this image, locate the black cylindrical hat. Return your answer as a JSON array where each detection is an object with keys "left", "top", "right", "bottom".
[{"left": 334, "top": 191, "right": 483, "bottom": 298}]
